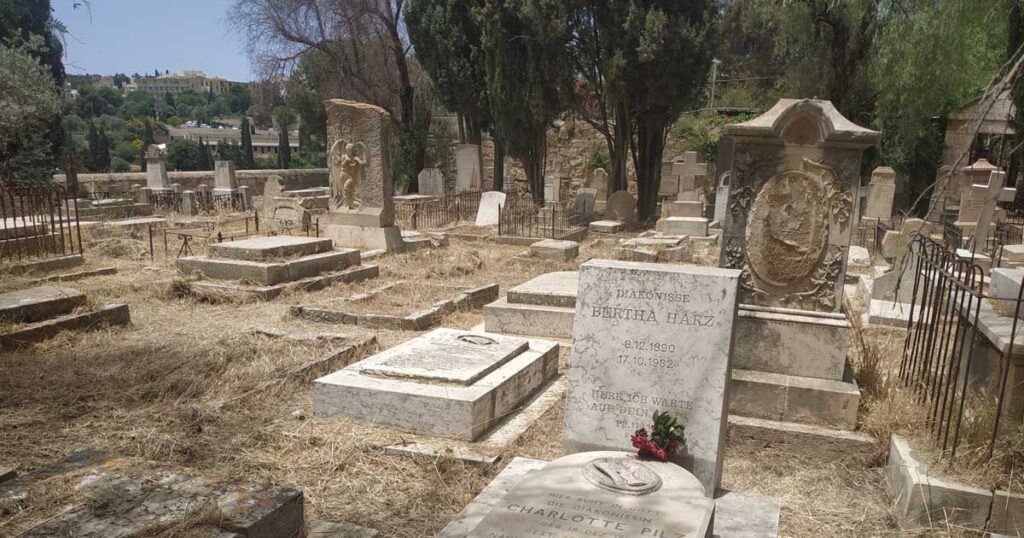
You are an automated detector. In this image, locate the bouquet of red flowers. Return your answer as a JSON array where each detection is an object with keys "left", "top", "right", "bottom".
[{"left": 630, "top": 411, "right": 685, "bottom": 462}]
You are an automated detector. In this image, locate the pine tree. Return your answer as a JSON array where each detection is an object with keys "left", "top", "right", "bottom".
[{"left": 240, "top": 117, "right": 255, "bottom": 169}]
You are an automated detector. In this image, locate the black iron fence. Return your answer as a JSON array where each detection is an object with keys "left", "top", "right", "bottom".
[
  {"left": 899, "top": 235, "right": 1021, "bottom": 464},
  {"left": 0, "top": 183, "right": 83, "bottom": 266},
  {"left": 497, "top": 197, "right": 589, "bottom": 239},
  {"left": 394, "top": 191, "right": 483, "bottom": 230}
]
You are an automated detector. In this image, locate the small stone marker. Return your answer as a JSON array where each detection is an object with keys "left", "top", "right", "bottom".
[
  {"left": 466, "top": 451, "right": 714, "bottom": 538},
  {"left": 663, "top": 216, "right": 709, "bottom": 237},
  {"left": 544, "top": 175, "right": 562, "bottom": 203},
  {"left": 971, "top": 170, "right": 1006, "bottom": 248},
  {"left": 664, "top": 200, "right": 704, "bottom": 218},
  {"left": 590, "top": 220, "right": 624, "bottom": 234},
  {"left": 574, "top": 188, "right": 597, "bottom": 218},
  {"left": 563, "top": 259, "right": 741, "bottom": 494},
  {"left": 418, "top": 167, "right": 445, "bottom": 195},
  {"left": 864, "top": 166, "right": 895, "bottom": 220},
  {"left": 144, "top": 145, "right": 169, "bottom": 189},
  {"left": 588, "top": 168, "right": 609, "bottom": 201},
  {"left": 456, "top": 144, "right": 481, "bottom": 192},
  {"left": 605, "top": 191, "right": 635, "bottom": 225},
  {"left": 530, "top": 239, "right": 579, "bottom": 261},
  {"left": 474, "top": 191, "right": 506, "bottom": 226}
]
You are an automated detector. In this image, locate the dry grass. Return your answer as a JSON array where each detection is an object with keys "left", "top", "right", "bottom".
[{"left": 0, "top": 227, "right": 1010, "bottom": 537}]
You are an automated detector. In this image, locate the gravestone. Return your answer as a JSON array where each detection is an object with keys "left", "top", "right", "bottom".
[
  {"left": 675, "top": 151, "right": 708, "bottom": 201},
  {"left": 323, "top": 99, "right": 403, "bottom": 252},
  {"left": 144, "top": 145, "right": 169, "bottom": 190},
  {"left": 464, "top": 452, "right": 714, "bottom": 538},
  {"left": 544, "top": 175, "right": 562, "bottom": 203},
  {"left": 456, "top": 144, "right": 481, "bottom": 192},
  {"left": 563, "top": 259, "right": 742, "bottom": 494},
  {"left": 588, "top": 168, "right": 610, "bottom": 202},
  {"left": 659, "top": 160, "right": 681, "bottom": 197},
  {"left": 714, "top": 171, "right": 731, "bottom": 224},
  {"left": 958, "top": 184, "right": 988, "bottom": 225},
  {"left": 971, "top": 170, "right": 1006, "bottom": 248},
  {"left": 475, "top": 191, "right": 506, "bottom": 226},
  {"left": 864, "top": 166, "right": 895, "bottom": 220},
  {"left": 605, "top": 191, "right": 635, "bottom": 226},
  {"left": 574, "top": 189, "right": 597, "bottom": 219},
  {"left": 418, "top": 168, "right": 444, "bottom": 196},
  {"left": 214, "top": 160, "right": 238, "bottom": 191},
  {"left": 719, "top": 99, "right": 878, "bottom": 313}
]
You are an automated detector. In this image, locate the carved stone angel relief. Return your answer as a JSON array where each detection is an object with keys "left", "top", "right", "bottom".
[{"left": 329, "top": 140, "right": 367, "bottom": 210}]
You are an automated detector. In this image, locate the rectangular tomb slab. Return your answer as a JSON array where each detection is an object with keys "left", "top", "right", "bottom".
[
  {"left": 0, "top": 286, "right": 87, "bottom": 323},
  {"left": 563, "top": 259, "right": 741, "bottom": 495},
  {"left": 209, "top": 235, "right": 335, "bottom": 261},
  {"left": 361, "top": 328, "right": 529, "bottom": 385},
  {"left": 506, "top": 271, "right": 579, "bottom": 308},
  {"left": 314, "top": 328, "right": 559, "bottom": 441}
]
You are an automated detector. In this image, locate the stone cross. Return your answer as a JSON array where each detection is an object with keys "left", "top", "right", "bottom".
[
  {"left": 970, "top": 170, "right": 1007, "bottom": 249},
  {"left": 675, "top": 151, "right": 708, "bottom": 201}
]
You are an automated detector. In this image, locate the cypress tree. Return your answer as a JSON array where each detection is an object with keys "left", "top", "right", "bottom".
[
  {"left": 240, "top": 117, "right": 255, "bottom": 169},
  {"left": 196, "top": 137, "right": 211, "bottom": 170},
  {"left": 97, "top": 128, "right": 111, "bottom": 172},
  {"left": 278, "top": 125, "right": 291, "bottom": 169},
  {"left": 86, "top": 121, "right": 100, "bottom": 171}
]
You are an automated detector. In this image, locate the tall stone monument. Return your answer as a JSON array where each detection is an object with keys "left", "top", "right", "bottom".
[
  {"left": 864, "top": 166, "right": 896, "bottom": 221},
  {"left": 456, "top": 144, "right": 481, "bottom": 192},
  {"left": 144, "top": 145, "right": 169, "bottom": 190},
  {"left": 563, "top": 259, "right": 741, "bottom": 495},
  {"left": 323, "top": 99, "right": 403, "bottom": 252},
  {"left": 718, "top": 99, "right": 878, "bottom": 313},
  {"left": 213, "top": 160, "right": 238, "bottom": 193}
]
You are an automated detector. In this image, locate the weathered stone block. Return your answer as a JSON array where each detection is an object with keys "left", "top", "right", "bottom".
[
  {"left": 662, "top": 216, "right": 709, "bottom": 237},
  {"left": 484, "top": 297, "right": 575, "bottom": 339},
  {"left": 505, "top": 271, "right": 578, "bottom": 308},
  {"left": 0, "top": 286, "right": 86, "bottom": 323},
  {"left": 733, "top": 307, "right": 849, "bottom": 381},
  {"left": 209, "top": 236, "right": 334, "bottom": 261},
  {"left": 529, "top": 239, "right": 579, "bottom": 261},
  {"left": 730, "top": 369, "right": 859, "bottom": 430},
  {"left": 589, "top": 220, "right": 623, "bottom": 233}
]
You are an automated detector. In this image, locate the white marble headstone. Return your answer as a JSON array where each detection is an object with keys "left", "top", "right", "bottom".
[
  {"left": 563, "top": 259, "right": 741, "bottom": 495},
  {"left": 475, "top": 191, "right": 506, "bottom": 226}
]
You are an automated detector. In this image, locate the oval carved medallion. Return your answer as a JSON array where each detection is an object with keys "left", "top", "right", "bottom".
[
  {"left": 745, "top": 170, "right": 829, "bottom": 287},
  {"left": 582, "top": 457, "right": 662, "bottom": 496}
]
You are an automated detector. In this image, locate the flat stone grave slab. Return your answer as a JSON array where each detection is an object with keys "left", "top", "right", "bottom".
[
  {"left": 456, "top": 452, "right": 714, "bottom": 538},
  {"left": 209, "top": 235, "right": 334, "bottom": 261},
  {"left": 589, "top": 220, "right": 623, "bottom": 233},
  {"left": 0, "top": 450, "right": 303, "bottom": 537},
  {"left": 0, "top": 286, "right": 86, "bottom": 323},
  {"left": 507, "top": 271, "right": 579, "bottom": 308},
  {"left": 314, "top": 328, "right": 559, "bottom": 441},
  {"left": 529, "top": 238, "right": 579, "bottom": 261},
  {"left": 361, "top": 328, "right": 529, "bottom": 385}
]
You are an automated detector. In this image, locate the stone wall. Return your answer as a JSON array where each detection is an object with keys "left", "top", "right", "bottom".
[{"left": 55, "top": 168, "right": 329, "bottom": 196}]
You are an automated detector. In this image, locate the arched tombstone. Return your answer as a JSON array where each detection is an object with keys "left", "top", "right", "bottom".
[{"left": 605, "top": 190, "right": 635, "bottom": 226}]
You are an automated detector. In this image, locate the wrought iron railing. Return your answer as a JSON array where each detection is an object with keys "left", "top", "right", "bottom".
[
  {"left": 497, "top": 197, "right": 588, "bottom": 239},
  {"left": 0, "top": 183, "right": 83, "bottom": 266}
]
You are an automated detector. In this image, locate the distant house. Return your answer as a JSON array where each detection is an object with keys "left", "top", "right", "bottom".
[
  {"left": 126, "top": 70, "right": 249, "bottom": 98},
  {"left": 942, "top": 90, "right": 1015, "bottom": 166},
  {"left": 167, "top": 127, "right": 299, "bottom": 157}
]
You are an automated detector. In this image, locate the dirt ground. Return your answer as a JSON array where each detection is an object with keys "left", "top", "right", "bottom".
[{"left": 0, "top": 223, "right": 986, "bottom": 537}]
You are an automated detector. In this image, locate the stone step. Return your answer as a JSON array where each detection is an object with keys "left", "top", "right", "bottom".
[
  {"left": 177, "top": 248, "right": 360, "bottom": 285},
  {"left": 209, "top": 236, "right": 334, "bottom": 261},
  {"left": 727, "top": 415, "right": 876, "bottom": 464},
  {"left": 0, "top": 286, "right": 87, "bottom": 323},
  {"left": 729, "top": 369, "right": 860, "bottom": 430},
  {"left": 483, "top": 297, "right": 574, "bottom": 339},
  {"left": 0, "top": 304, "right": 130, "bottom": 348}
]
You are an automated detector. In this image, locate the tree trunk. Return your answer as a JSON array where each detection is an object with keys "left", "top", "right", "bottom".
[
  {"left": 493, "top": 134, "right": 505, "bottom": 192},
  {"left": 611, "top": 99, "right": 631, "bottom": 192},
  {"left": 523, "top": 133, "right": 546, "bottom": 205},
  {"left": 457, "top": 113, "right": 466, "bottom": 144},
  {"left": 634, "top": 114, "right": 667, "bottom": 224}
]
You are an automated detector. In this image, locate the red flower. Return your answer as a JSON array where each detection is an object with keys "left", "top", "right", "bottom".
[
  {"left": 630, "top": 428, "right": 649, "bottom": 449},
  {"left": 652, "top": 446, "right": 667, "bottom": 462}
]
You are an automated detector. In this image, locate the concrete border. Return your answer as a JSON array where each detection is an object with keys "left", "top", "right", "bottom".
[
  {"left": 3, "top": 254, "right": 85, "bottom": 275},
  {"left": 0, "top": 304, "right": 130, "bottom": 349}
]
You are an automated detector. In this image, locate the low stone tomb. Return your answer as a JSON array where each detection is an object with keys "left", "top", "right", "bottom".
[
  {"left": 563, "top": 260, "right": 741, "bottom": 494},
  {"left": 661, "top": 216, "right": 709, "bottom": 237},
  {"left": 290, "top": 282, "right": 498, "bottom": 330},
  {"left": 530, "top": 238, "right": 579, "bottom": 261},
  {"left": 999, "top": 244, "right": 1024, "bottom": 269},
  {"left": 664, "top": 200, "right": 704, "bottom": 218},
  {"left": 615, "top": 236, "right": 692, "bottom": 263},
  {"left": 589, "top": 220, "right": 624, "bottom": 234},
  {"left": 485, "top": 271, "right": 579, "bottom": 339},
  {"left": 314, "top": 328, "right": 559, "bottom": 441},
  {"left": 0, "top": 286, "right": 130, "bottom": 348},
  {"left": 177, "top": 235, "right": 378, "bottom": 300},
  {"left": 445, "top": 452, "right": 715, "bottom": 538},
  {"left": 0, "top": 450, "right": 304, "bottom": 536}
]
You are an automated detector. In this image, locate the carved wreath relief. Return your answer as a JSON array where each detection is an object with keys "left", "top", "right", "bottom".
[
  {"left": 732, "top": 158, "right": 849, "bottom": 310},
  {"left": 582, "top": 457, "right": 662, "bottom": 496},
  {"left": 329, "top": 140, "right": 367, "bottom": 210}
]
